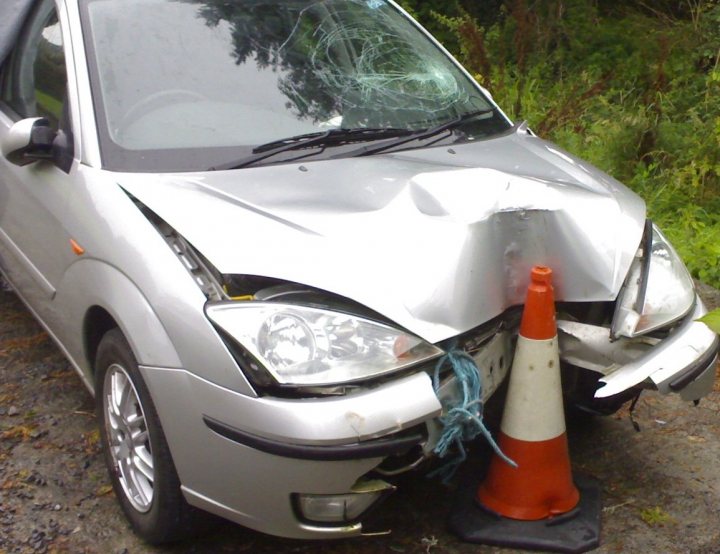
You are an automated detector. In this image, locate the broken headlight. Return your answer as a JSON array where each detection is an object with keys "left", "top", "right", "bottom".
[
  {"left": 611, "top": 221, "right": 694, "bottom": 339},
  {"left": 206, "top": 303, "right": 443, "bottom": 386}
]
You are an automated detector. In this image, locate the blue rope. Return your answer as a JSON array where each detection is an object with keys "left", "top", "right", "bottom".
[{"left": 429, "top": 347, "right": 517, "bottom": 482}]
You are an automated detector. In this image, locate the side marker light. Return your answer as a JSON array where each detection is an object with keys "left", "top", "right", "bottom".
[{"left": 70, "top": 239, "right": 85, "bottom": 256}]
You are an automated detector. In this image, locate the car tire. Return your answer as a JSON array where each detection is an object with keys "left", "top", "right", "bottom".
[{"left": 95, "top": 328, "right": 201, "bottom": 544}]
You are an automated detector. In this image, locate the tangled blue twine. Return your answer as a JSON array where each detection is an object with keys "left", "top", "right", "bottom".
[{"left": 429, "top": 347, "right": 516, "bottom": 483}]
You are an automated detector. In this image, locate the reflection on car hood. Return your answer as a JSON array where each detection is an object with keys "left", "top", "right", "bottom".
[{"left": 117, "top": 128, "right": 645, "bottom": 343}]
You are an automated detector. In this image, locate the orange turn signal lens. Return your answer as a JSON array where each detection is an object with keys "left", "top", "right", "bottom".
[{"left": 70, "top": 239, "right": 85, "bottom": 256}]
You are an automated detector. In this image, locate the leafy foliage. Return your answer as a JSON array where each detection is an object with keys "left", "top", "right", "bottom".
[
  {"left": 698, "top": 309, "right": 720, "bottom": 334},
  {"left": 400, "top": 0, "right": 720, "bottom": 287},
  {"left": 639, "top": 506, "right": 672, "bottom": 526}
]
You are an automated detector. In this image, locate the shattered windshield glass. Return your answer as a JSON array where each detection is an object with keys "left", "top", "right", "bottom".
[{"left": 80, "top": 0, "right": 510, "bottom": 171}]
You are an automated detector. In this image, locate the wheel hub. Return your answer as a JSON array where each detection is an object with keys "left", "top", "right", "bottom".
[{"left": 103, "top": 363, "right": 155, "bottom": 513}]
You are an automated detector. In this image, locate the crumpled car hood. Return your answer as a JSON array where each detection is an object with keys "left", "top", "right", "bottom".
[{"left": 117, "top": 128, "right": 646, "bottom": 343}]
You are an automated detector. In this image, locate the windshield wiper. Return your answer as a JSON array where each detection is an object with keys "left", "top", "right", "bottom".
[
  {"left": 211, "top": 127, "right": 413, "bottom": 170},
  {"left": 339, "top": 108, "right": 495, "bottom": 158}
]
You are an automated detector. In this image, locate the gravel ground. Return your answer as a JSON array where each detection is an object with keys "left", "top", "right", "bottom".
[{"left": 1, "top": 283, "right": 719, "bottom": 554}]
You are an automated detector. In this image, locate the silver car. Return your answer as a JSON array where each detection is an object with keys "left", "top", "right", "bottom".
[{"left": 0, "top": 0, "right": 717, "bottom": 543}]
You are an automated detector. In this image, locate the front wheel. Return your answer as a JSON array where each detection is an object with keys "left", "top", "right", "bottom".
[{"left": 95, "top": 328, "right": 201, "bottom": 543}]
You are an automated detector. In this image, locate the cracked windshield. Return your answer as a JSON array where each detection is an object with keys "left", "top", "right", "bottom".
[{"left": 81, "top": 0, "right": 504, "bottom": 170}]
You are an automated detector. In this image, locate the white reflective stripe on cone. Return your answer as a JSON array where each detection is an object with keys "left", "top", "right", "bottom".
[{"left": 500, "top": 337, "right": 566, "bottom": 442}]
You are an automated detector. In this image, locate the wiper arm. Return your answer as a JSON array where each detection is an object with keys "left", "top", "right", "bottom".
[
  {"left": 340, "top": 108, "right": 495, "bottom": 158},
  {"left": 211, "top": 127, "right": 413, "bottom": 170}
]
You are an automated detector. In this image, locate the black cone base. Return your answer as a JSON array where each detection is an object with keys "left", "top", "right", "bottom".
[{"left": 449, "top": 473, "right": 602, "bottom": 554}]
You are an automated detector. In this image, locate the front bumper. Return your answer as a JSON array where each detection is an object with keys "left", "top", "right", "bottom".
[
  {"left": 139, "top": 297, "right": 716, "bottom": 539},
  {"left": 559, "top": 295, "right": 718, "bottom": 401},
  {"left": 139, "top": 367, "right": 441, "bottom": 539}
]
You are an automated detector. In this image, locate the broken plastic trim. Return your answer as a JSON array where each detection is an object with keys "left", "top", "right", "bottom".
[
  {"left": 611, "top": 221, "right": 695, "bottom": 339},
  {"left": 125, "top": 192, "right": 227, "bottom": 301},
  {"left": 596, "top": 298, "right": 716, "bottom": 398},
  {"left": 634, "top": 219, "right": 653, "bottom": 313}
]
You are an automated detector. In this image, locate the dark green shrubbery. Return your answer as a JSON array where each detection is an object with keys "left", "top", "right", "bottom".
[{"left": 400, "top": 0, "right": 720, "bottom": 287}]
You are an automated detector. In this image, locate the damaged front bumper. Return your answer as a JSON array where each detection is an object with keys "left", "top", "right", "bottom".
[
  {"left": 139, "top": 367, "right": 443, "bottom": 539},
  {"left": 140, "top": 294, "right": 716, "bottom": 539},
  {"left": 559, "top": 295, "right": 719, "bottom": 402}
]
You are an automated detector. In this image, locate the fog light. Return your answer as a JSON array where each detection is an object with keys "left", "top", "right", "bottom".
[{"left": 294, "top": 480, "right": 395, "bottom": 524}]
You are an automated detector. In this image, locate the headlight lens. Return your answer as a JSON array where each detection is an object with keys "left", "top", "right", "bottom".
[
  {"left": 611, "top": 222, "right": 694, "bottom": 338},
  {"left": 206, "top": 303, "right": 444, "bottom": 386}
]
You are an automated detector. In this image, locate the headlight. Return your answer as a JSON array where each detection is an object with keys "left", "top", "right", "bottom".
[
  {"left": 611, "top": 221, "right": 695, "bottom": 339},
  {"left": 206, "top": 303, "right": 444, "bottom": 386}
]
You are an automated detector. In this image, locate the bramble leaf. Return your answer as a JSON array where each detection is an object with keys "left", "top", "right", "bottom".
[{"left": 697, "top": 309, "right": 720, "bottom": 334}]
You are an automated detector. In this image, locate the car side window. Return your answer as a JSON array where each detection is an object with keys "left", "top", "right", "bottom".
[{"left": 3, "top": 1, "right": 68, "bottom": 129}]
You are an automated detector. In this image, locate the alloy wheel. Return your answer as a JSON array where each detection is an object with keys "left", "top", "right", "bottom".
[{"left": 103, "top": 363, "right": 154, "bottom": 513}]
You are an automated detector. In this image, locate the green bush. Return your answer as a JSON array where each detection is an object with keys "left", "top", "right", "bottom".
[{"left": 406, "top": 0, "right": 720, "bottom": 287}]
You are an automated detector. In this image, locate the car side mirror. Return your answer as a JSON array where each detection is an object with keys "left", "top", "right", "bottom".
[{"left": 1, "top": 117, "right": 57, "bottom": 167}]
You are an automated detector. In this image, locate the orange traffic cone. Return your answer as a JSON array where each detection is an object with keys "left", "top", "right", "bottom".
[
  {"left": 449, "top": 266, "right": 601, "bottom": 554},
  {"left": 476, "top": 265, "right": 579, "bottom": 519}
]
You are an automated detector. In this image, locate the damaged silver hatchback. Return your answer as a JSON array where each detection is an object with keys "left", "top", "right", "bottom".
[{"left": 0, "top": 0, "right": 717, "bottom": 543}]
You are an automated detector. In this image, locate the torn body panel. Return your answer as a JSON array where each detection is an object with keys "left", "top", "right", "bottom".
[{"left": 558, "top": 298, "right": 718, "bottom": 401}]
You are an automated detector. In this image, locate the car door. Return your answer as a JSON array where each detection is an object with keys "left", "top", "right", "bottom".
[{"left": 0, "top": 0, "right": 78, "bottom": 325}]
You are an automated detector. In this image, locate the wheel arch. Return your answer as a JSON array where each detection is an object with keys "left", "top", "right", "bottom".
[
  {"left": 54, "top": 259, "right": 183, "bottom": 387},
  {"left": 83, "top": 305, "right": 119, "bottom": 375}
]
